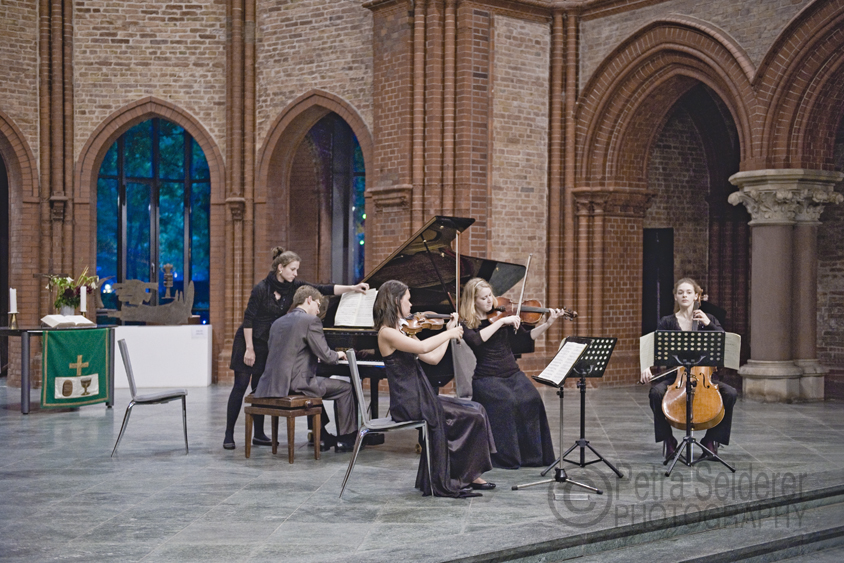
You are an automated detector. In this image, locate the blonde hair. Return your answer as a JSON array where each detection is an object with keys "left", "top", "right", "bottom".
[
  {"left": 270, "top": 246, "right": 301, "bottom": 275},
  {"left": 673, "top": 277, "right": 703, "bottom": 313},
  {"left": 459, "top": 278, "right": 495, "bottom": 329}
]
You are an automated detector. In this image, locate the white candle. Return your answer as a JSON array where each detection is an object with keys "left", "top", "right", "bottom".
[
  {"left": 9, "top": 288, "right": 17, "bottom": 314},
  {"left": 80, "top": 286, "right": 87, "bottom": 313}
]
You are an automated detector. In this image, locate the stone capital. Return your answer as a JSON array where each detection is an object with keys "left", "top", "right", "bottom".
[
  {"left": 728, "top": 169, "right": 843, "bottom": 226},
  {"left": 225, "top": 197, "right": 246, "bottom": 222}
]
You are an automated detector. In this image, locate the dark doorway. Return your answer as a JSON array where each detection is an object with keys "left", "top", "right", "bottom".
[
  {"left": 642, "top": 228, "right": 674, "bottom": 334},
  {"left": 1, "top": 155, "right": 8, "bottom": 377}
]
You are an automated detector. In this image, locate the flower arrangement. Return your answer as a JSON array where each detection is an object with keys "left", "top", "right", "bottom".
[{"left": 47, "top": 267, "right": 99, "bottom": 310}]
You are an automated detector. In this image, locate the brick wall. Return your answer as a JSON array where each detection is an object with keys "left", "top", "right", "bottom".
[
  {"left": 488, "top": 14, "right": 556, "bottom": 362},
  {"left": 601, "top": 215, "right": 646, "bottom": 384},
  {"left": 579, "top": 0, "right": 812, "bottom": 90},
  {"left": 643, "top": 106, "right": 711, "bottom": 285},
  {"left": 256, "top": 0, "right": 373, "bottom": 153},
  {"left": 817, "top": 119, "right": 844, "bottom": 368},
  {"left": 73, "top": 0, "right": 228, "bottom": 161},
  {"left": 0, "top": 0, "right": 38, "bottom": 159}
]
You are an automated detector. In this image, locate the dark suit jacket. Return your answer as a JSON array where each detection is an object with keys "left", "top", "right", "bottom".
[{"left": 254, "top": 307, "right": 340, "bottom": 398}]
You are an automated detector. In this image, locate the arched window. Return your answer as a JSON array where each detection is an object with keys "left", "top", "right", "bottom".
[{"left": 96, "top": 118, "right": 210, "bottom": 322}]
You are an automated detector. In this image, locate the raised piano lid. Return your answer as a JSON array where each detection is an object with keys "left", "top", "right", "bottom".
[{"left": 359, "top": 215, "right": 527, "bottom": 311}]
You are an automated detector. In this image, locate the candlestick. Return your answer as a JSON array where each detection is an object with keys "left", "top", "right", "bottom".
[
  {"left": 8, "top": 313, "right": 16, "bottom": 329},
  {"left": 9, "top": 288, "right": 17, "bottom": 314},
  {"left": 80, "top": 286, "right": 87, "bottom": 313}
]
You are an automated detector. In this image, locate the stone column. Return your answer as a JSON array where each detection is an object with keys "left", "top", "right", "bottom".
[{"left": 728, "top": 169, "right": 843, "bottom": 401}]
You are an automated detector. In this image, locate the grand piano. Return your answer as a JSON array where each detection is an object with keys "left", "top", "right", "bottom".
[{"left": 318, "top": 216, "right": 532, "bottom": 420}]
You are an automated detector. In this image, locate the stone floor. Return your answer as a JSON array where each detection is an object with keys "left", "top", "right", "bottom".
[{"left": 2, "top": 377, "right": 844, "bottom": 562}]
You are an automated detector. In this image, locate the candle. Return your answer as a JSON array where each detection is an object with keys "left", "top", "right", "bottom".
[
  {"left": 80, "top": 286, "right": 87, "bottom": 313},
  {"left": 9, "top": 288, "right": 16, "bottom": 314}
]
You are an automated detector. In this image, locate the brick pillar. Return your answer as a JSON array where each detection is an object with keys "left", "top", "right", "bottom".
[{"left": 728, "top": 169, "right": 844, "bottom": 401}]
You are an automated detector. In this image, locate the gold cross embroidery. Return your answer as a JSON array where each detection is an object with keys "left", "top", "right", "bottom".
[{"left": 69, "top": 355, "right": 89, "bottom": 376}]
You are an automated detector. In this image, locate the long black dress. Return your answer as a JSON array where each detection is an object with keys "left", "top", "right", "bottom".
[
  {"left": 383, "top": 349, "right": 495, "bottom": 498},
  {"left": 463, "top": 321, "right": 556, "bottom": 469}
]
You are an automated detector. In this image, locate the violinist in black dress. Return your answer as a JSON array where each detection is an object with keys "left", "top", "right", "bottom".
[
  {"left": 223, "top": 247, "right": 368, "bottom": 450},
  {"left": 374, "top": 280, "right": 496, "bottom": 497},
  {"left": 639, "top": 278, "right": 737, "bottom": 461},
  {"left": 459, "top": 277, "right": 559, "bottom": 469}
]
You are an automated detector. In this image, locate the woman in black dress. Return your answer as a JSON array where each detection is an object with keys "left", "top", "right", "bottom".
[
  {"left": 223, "top": 247, "right": 368, "bottom": 450},
  {"left": 639, "top": 277, "right": 737, "bottom": 461},
  {"left": 374, "top": 280, "right": 496, "bottom": 497},
  {"left": 459, "top": 277, "right": 560, "bottom": 469}
]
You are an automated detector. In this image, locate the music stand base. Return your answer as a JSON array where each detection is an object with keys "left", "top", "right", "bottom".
[
  {"left": 512, "top": 468, "right": 602, "bottom": 493},
  {"left": 562, "top": 439, "right": 624, "bottom": 478},
  {"left": 664, "top": 436, "right": 735, "bottom": 476}
]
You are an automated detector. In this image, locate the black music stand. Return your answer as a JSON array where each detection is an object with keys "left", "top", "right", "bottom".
[
  {"left": 513, "top": 337, "right": 603, "bottom": 494},
  {"left": 657, "top": 330, "right": 736, "bottom": 476},
  {"left": 557, "top": 337, "right": 623, "bottom": 478}
]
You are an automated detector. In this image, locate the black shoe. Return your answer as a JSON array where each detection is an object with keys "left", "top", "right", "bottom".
[
  {"left": 469, "top": 481, "right": 496, "bottom": 490},
  {"left": 699, "top": 440, "right": 719, "bottom": 460},
  {"left": 252, "top": 436, "right": 273, "bottom": 447},
  {"left": 334, "top": 441, "right": 357, "bottom": 453},
  {"left": 223, "top": 441, "right": 235, "bottom": 450},
  {"left": 663, "top": 436, "right": 678, "bottom": 462}
]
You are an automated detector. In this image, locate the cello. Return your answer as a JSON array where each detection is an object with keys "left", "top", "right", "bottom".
[{"left": 660, "top": 294, "right": 725, "bottom": 431}]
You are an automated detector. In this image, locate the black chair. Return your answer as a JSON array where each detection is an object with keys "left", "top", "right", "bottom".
[{"left": 111, "top": 339, "right": 189, "bottom": 457}]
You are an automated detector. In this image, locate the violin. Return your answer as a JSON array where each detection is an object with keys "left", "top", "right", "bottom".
[
  {"left": 661, "top": 366, "right": 725, "bottom": 430},
  {"left": 401, "top": 312, "right": 452, "bottom": 335},
  {"left": 487, "top": 296, "right": 577, "bottom": 325}
]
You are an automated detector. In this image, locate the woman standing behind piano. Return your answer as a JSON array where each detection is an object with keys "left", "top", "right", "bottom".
[
  {"left": 223, "top": 247, "right": 368, "bottom": 450},
  {"left": 459, "top": 277, "right": 558, "bottom": 469},
  {"left": 375, "top": 280, "right": 497, "bottom": 497}
]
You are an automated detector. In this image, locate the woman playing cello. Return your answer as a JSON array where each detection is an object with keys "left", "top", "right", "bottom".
[{"left": 639, "top": 277, "right": 737, "bottom": 461}]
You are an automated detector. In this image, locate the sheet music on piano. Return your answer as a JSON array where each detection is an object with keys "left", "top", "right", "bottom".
[{"left": 333, "top": 289, "right": 378, "bottom": 327}]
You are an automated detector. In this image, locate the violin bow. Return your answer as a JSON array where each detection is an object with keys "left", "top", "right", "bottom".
[
  {"left": 514, "top": 254, "right": 532, "bottom": 331},
  {"left": 455, "top": 230, "right": 460, "bottom": 315}
]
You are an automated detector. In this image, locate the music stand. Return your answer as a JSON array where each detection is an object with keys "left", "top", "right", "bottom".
[
  {"left": 557, "top": 337, "right": 622, "bottom": 478},
  {"left": 656, "top": 330, "right": 736, "bottom": 476},
  {"left": 512, "top": 337, "right": 603, "bottom": 494}
]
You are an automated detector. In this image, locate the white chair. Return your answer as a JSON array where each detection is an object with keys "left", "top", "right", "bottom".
[
  {"left": 111, "top": 339, "right": 189, "bottom": 457},
  {"left": 339, "top": 350, "right": 432, "bottom": 497}
]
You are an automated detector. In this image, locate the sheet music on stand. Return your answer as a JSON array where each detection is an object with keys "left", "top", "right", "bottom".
[{"left": 534, "top": 337, "right": 590, "bottom": 387}]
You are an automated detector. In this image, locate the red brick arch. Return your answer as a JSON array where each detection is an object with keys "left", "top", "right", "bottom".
[
  {"left": 255, "top": 89, "right": 374, "bottom": 255},
  {"left": 0, "top": 110, "right": 41, "bottom": 324},
  {"left": 576, "top": 18, "right": 756, "bottom": 188},
  {"left": 76, "top": 97, "right": 225, "bottom": 203},
  {"left": 74, "top": 96, "right": 226, "bottom": 339},
  {"left": 755, "top": 0, "right": 844, "bottom": 170},
  {"left": 256, "top": 89, "right": 373, "bottom": 204}
]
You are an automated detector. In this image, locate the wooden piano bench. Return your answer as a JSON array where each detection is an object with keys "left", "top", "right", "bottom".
[{"left": 243, "top": 394, "right": 323, "bottom": 463}]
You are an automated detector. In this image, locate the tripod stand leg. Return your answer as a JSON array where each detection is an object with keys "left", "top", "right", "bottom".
[
  {"left": 696, "top": 442, "right": 736, "bottom": 473},
  {"left": 584, "top": 442, "right": 624, "bottom": 478},
  {"left": 541, "top": 457, "right": 560, "bottom": 477},
  {"left": 664, "top": 437, "right": 689, "bottom": 476},
  {"left": 511, "top": 478, "right": 555, "bottom": 490}
]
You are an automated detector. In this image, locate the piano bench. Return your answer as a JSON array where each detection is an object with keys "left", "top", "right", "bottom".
[{"left": 243, "top": 394, "right": 323, "bottom": 463}]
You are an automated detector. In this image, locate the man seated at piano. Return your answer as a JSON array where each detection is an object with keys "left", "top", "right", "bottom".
[{"left": 254, "top": 285, "right": 358, "bottom": 453}]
